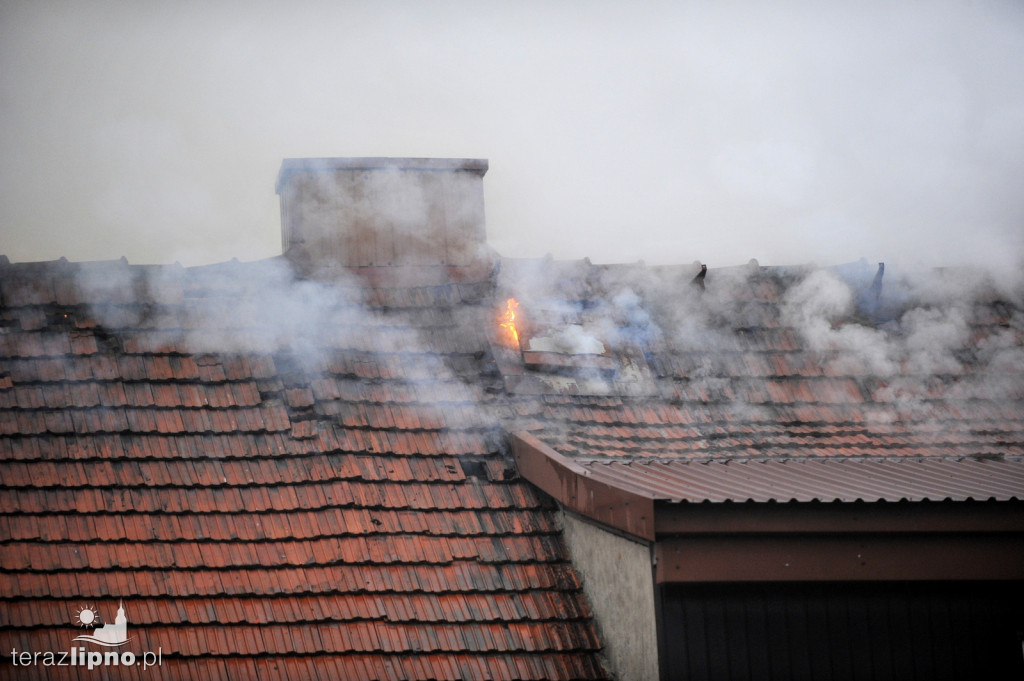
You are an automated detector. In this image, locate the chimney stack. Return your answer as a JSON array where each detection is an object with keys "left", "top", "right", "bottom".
[{"left": 276, "top": 157, "right": 489, "bottom": 272}]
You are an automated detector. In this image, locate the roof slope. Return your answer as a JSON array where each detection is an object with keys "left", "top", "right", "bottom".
[
  {"left": 0, "top": 258, "right": 608, "bottom": 680},
  {"left": 580, "top": 457, "right": 1024, "bottom": 504},
  {"left": 2, "top": 250, "right": 1023, "bottom": 675},
  {"left": 496, "top": 258, "right": 1024, "bottom": 512},
  {"left": 502, "top": 259, "right": 1024, "bottom": 464}
]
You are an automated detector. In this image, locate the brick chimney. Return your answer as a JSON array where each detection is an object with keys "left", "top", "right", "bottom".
[{"left": 276, "top": 157, "right": 489, "bottom": 272}]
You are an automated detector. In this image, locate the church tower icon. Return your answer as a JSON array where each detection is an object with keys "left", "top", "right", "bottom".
[{"left": 73, "top": 599, "right": 131, "bottom": 647}]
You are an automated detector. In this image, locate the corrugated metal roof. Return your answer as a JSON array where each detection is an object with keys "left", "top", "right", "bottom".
[{"left": 580, "top": 458, "right": 1024, "bottom": 503}]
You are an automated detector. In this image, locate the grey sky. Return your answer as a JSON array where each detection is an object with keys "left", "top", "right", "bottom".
[{"left": 2, "top": 0, "right": 1022, "bottom": 273}]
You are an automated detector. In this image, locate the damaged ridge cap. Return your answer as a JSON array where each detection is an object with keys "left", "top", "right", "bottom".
[{"left": 510, "top": 431, "right": 656, "bottom": 541}]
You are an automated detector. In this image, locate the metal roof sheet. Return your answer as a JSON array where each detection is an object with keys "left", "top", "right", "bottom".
[{"left": 579, "top": 458, "right": 1024, "bottom": 503}]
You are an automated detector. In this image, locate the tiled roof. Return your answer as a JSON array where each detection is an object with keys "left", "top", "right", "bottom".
[
  {"left": 2, "top": 250, "right": 1023, "bottom": 675},
  {"left": 503, "top": 259, "right": 1024, "bottom": 471},
  {"left": 0, "top": 258, "right": 608, "bottom": 680}
]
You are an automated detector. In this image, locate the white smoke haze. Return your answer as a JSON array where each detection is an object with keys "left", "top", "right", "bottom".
[
  {"left": 1, "top": 1, "right": 1022, "bottom": 274},
  {"left": 4, "top": 1, "right": 1023, "bottom": 440},
  {"left": 901, "top": 306, "right": 970, "bottom": 376},
  {"left": 73, "top": 258, "right": 367, "bottom": 358},
  {"left": 771, "top": 263, "right": 1024, "bottom": 423},
  {"left": 306, "top": 166, "right": 429, "bottom": 242},
  {"left": 69, "top": 255, "right": 506, "bottom": 438},
  {"left": 781, "top": 269, "right": 898, "bottom": 377}
]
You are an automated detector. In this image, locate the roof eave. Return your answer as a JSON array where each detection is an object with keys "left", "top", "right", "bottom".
[{"left": 510, "top": 431, "right": 655, "bottom": 541}]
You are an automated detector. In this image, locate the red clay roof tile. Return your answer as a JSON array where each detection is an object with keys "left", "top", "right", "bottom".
[{"left": 6, "top": 257, "right": 1020, "bottom": 678}]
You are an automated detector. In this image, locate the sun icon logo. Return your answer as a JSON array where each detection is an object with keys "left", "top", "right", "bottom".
[{"left": 75, "top": 606, "right": 99, "bottom": 628}]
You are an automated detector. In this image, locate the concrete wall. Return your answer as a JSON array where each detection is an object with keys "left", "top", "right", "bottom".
[{"left": 559, "top": 509, "right": 659, "bottom": 681}]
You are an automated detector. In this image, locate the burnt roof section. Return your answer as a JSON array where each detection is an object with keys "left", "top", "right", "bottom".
[
  {"left": 495, "top": 257, "right": 1024, "bottom": 535},
  {"left": 501, "top": 258, "right": 1024, "bottom": 463},
  {"left": 0, "top": 256, "right": 608, "bottom": 680}
]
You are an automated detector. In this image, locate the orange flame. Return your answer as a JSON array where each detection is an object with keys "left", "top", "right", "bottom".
[{"left": 499, "top": 298, "right": 520, "bottom": 347}]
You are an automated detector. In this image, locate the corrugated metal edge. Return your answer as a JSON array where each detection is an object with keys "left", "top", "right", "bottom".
[
  {"left": 578, "top": 458, "right": 1024, "bottom": 504},
  {"left": 510, "top": 432, "right": 656, "bottom": 540}
]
